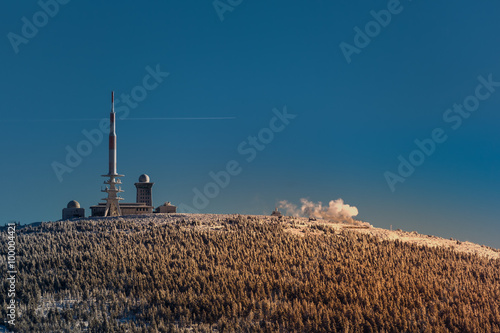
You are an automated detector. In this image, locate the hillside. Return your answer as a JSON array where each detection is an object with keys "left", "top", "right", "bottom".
[{"left": 1, "top": 214, "right": 500, "bottom": 332}]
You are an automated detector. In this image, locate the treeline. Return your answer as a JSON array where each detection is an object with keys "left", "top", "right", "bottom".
[{"left": 1, "top": 215, "right": 499, "bottom": 332}]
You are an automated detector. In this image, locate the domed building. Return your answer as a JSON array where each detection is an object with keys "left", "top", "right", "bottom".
[
  {"left": 64, "top": 97, "right": 177, "bottom": 219},
  {"left": 90, "top": 174, "right": 176, "bottom": 216},
  {"left": 135, "top": 174, "right": 153, "bottom": 207},
  {"left": 62, "top": 200, "right": 85, "bottom": 220}
]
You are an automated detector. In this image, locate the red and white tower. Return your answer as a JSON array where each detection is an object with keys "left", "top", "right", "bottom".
[{"left": 101, "top": 91, "right": 124, "bottom": 216}]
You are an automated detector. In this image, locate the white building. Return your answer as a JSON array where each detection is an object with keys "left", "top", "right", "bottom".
[
  {"left": 135, "top": 174, "right": 154, "bottom": 207},
  {"left": 155, "top": 202, "right": 177, "bottom": 214},
  {"left": 90, "top": 174, "right": 176, "bottom": 217},
  {"left": 62, "top": 200, "right": 85, "bottom": 220}
]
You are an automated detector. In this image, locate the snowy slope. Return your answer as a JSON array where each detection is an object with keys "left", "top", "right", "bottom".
[{"left": 79, "top": 213, "right": 500, "bottom": 260}]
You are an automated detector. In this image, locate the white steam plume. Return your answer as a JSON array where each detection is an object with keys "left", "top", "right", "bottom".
[
  {"left": 279, "top": 198, "right": 369, "bottom": 226},
  {"left": 278, "top": 200, "right": 302, "bottom": 217}
]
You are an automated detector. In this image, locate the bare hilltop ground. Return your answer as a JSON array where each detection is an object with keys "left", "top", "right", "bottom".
[
  {"left": 275, "top": 216, "right": 500, "bottom": 260},
  {"left": 2, "top": 213, "right": 499, "bottom": 332}
]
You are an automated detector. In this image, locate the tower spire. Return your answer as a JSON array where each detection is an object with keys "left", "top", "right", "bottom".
[{"left": 101, "top": 91, "right": 124, "bottom": 216}]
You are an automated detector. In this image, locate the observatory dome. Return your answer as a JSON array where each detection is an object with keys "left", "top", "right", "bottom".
[
  {"left": 67, "top": 200, "right": 80, "bottom": 209},
  {"left": 139, "top": 174, "right": 150, "bottom": 183}
]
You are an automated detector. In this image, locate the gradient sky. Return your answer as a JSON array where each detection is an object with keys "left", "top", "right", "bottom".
[{"left": 1, "top": 1, "right": 500, "bottom": 248}]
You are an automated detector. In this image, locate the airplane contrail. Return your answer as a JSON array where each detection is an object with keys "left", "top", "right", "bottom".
[
  {"left": 1, "top": 116, "right": 236, "bottom": 122},
  {"left": 123, "top": 117, "right": 236, "bottom": 120}
]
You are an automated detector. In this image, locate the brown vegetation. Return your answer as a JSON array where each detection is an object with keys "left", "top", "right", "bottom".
[{"left": 1, "top": 215, "right": 499, "bottom": 332}]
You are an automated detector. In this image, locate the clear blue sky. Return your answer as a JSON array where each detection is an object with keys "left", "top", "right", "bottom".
[{"left": 1, "top": 1, "right": 500, "bottom": 248}]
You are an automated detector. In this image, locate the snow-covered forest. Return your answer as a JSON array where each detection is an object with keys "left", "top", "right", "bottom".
[{"left": 1, "top": 214, "right": 499, "bottom": 332}]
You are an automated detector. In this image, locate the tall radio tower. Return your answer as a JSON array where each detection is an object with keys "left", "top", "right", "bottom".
[{"left": 101, "top": 91, "right": 124, "bottom": 216}]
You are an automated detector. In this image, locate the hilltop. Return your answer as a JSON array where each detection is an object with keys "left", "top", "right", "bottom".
[
  {"left": 1, "top": 214, "right": 499, "bottom": 332},
  {"left": 69, "top": 213, "right": 500, "bottom": 260}
]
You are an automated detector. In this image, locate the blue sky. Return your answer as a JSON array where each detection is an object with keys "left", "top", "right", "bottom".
[{"left": 1, "top": 1, "right": 500, "bottom": 248}]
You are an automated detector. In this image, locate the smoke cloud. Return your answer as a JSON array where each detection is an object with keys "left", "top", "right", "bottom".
[{"left": 279, "top": 198, "right": 369, "bottom": 226}]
